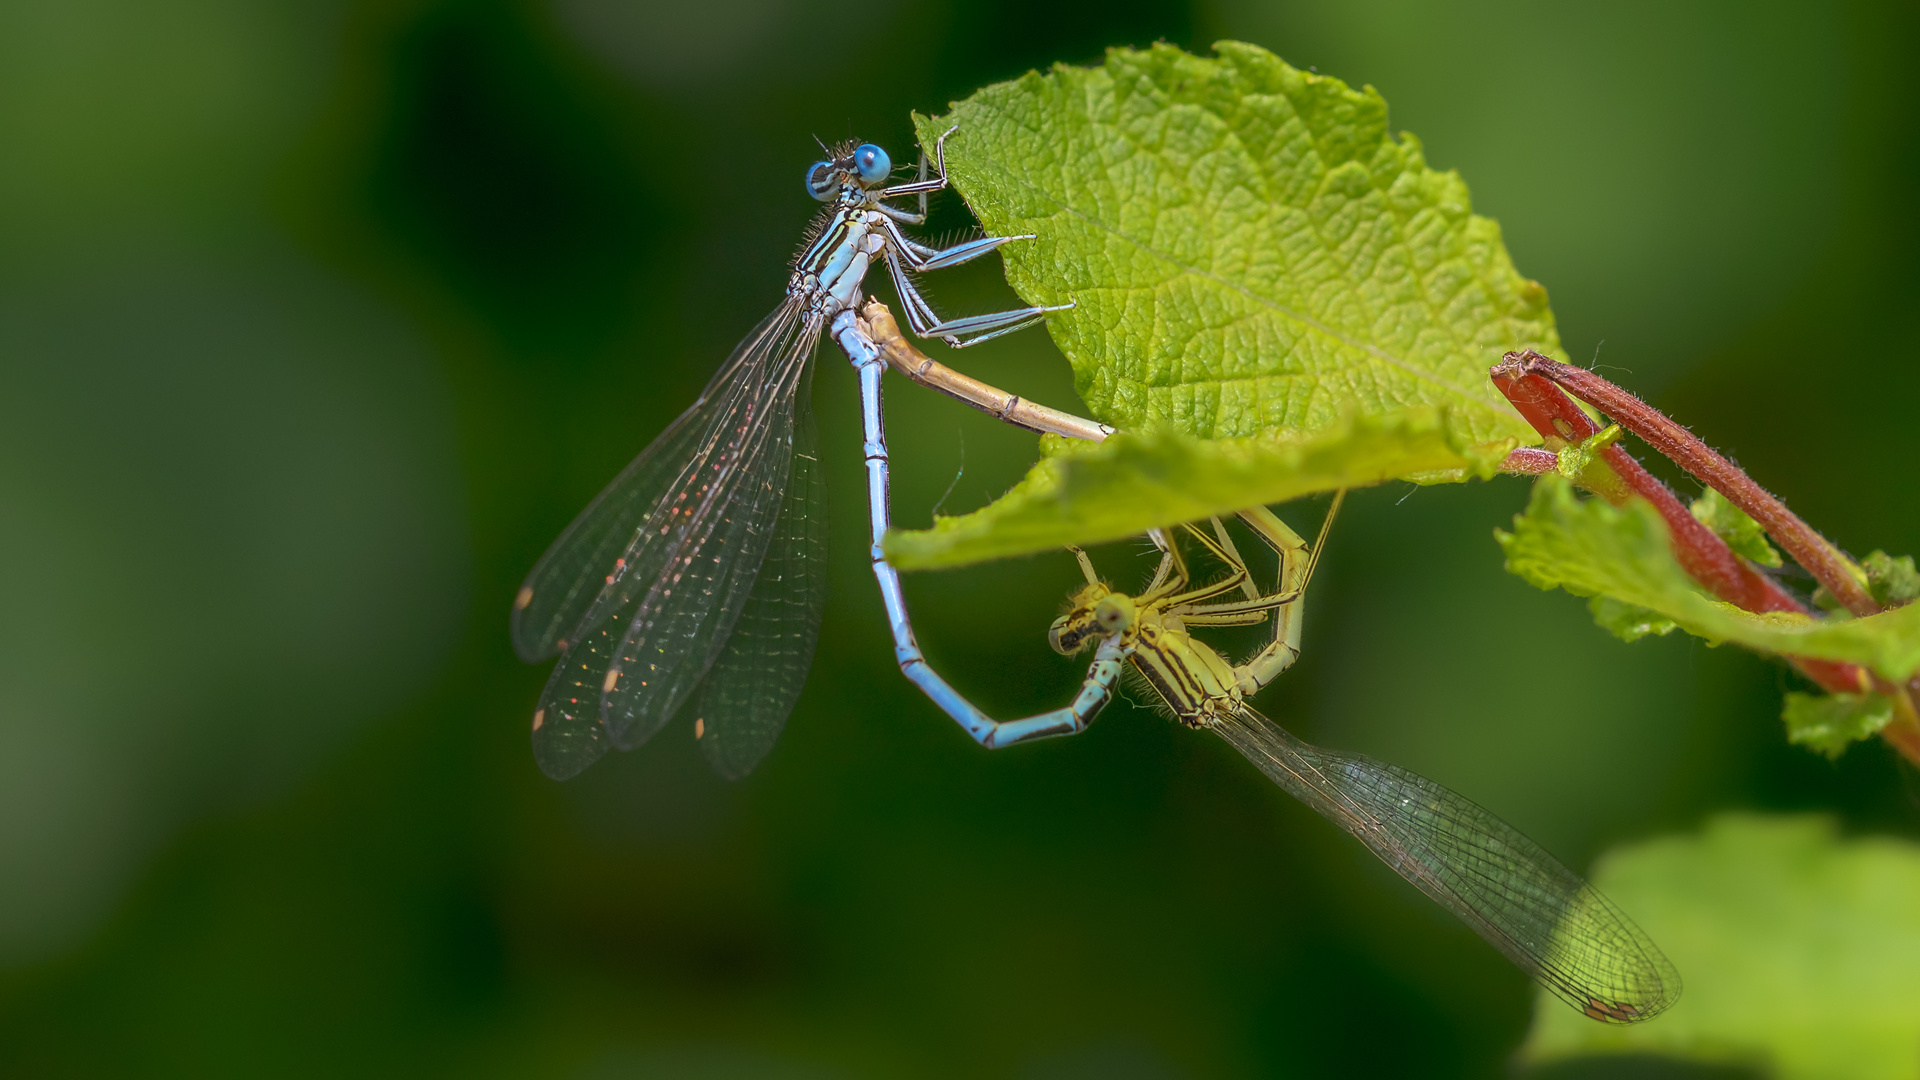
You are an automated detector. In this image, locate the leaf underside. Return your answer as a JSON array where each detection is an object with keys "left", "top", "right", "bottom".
[
  {"left": 1781, "top": 691, "right": 1893, "bottom": 760},
  {"left": 884, "top": 408, "right": 1499, "bottom": 570}
]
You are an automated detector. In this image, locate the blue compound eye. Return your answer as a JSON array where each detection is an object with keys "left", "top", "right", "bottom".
[
  {"left": 805, "top": 160, "right": 837, "bottom": 201},
  {"left": 852, "top": 143, "right": 891, "bottom": 185}
]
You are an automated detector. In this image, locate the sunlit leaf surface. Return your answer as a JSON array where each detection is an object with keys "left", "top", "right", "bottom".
[{"left": 889, "top": 41, "right": 1549, "bottom": 566}]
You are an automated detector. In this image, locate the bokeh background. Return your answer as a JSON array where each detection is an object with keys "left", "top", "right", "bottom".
[{"left": 2, "top": 0, "right": 1915, "bottom": 1076}]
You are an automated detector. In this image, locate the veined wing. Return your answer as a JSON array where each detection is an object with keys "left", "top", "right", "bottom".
[
  {"left": 693, "top": 378, "right": 828, "bottom": 779},
  {"left": 529, "top": 588, "right": 630, "bottom": 780},
  {"left": 511, "top": 296, "right": 809, "bottom": 662},
  {"left": 597, "top": 311, "right": 820, "bottom": 750},
  {"left": 1213, "top": 706, "right": 1681, "bottom": 1023},
  {"left": 523, "top": 296, "right": 818, "bottom": 779},
  {"left": 528, "top": 388, "right": 824, "bottom": 782}
]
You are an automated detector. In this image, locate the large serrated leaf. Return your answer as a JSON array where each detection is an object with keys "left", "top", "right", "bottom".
[
  {"left": 1497, "top": 475, "right": 1920, "bottom": 680},
  {"left": 892, "top": 41, "right": 1550, "bottom": 566}
]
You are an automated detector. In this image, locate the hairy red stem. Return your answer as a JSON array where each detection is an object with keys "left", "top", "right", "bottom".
[
  {"left": 1489, "top": 362, "right": 1898, "bottom": 740},
  {"left": 1490, "top": 366, "right": 1803, "bottom": 615},
  {"left": 1499, "top": 447, "right": 1560, "bottom": 475},
  {"left": 1495, "top": 352, "right": 1880, "bottom": 619}
]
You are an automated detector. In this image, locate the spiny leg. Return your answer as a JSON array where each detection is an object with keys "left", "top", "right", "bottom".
[
  {"left": 873, "top": 123, "right": 957, "bottom": 208},
  {"left": 1222, "top": 495, "right": 1343, "bottom": 694},
  {"left": 1151, "top": 520, "right": 1261, "bottom": 610},
  {"left": 882, "top": 239, "right": 1071, "bottom": 348},
  {"left": 833, "top": 307, "right": 1123, "bottom": 748},
  {"left": 1209, "top": 517, "right": 1263, "bottom": 605},
  {"left": 865, "top": 127, "right": 1073, "bottom": 349},
  {"left": 1068, "top": 546, "right": 1100, "bottom": 586},
  {"left": 872, "top": 135, "right": 936, "bottom": 224},
  {"left": 1142, "top": 529, "right": 1178, "bottom": 596}
]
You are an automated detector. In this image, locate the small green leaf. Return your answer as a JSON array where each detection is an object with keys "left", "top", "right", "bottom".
[
  {"left": 1496, "top": 475, "right": 1920, "bottom": 679},
  {"left": 1521, "top": 814, "right": 1920, "bottom": 1080},
  {"left": 1587, "top": 596, "right": 1678, "bottom": 643},
  {"left": 1863, "top": 550, "right": 1920, "bottom": 608},
  {"left": 1689, "top": 488, "right": 1782, "bottom": 568},
  {"left": 1782, "top": 691, "right": 1894, "bottom": 759},
  {"left": 884, "top": 408, "right": 1496, "bottom": 570},
  {"left": 1554, "top": 421, "right": 1619, "bottom": 475},
  {"left": 896, "top": 41, "right": 1552, "bottom": 565}
]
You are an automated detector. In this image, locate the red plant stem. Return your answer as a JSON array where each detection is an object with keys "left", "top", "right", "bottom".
[
  {"left": 1499, "top": 447, "right": 1559, "bottom": 475},
  {"left": 1490, "top": 366, "right": 1804, "bottom": 616},
  {"left": 1495, "top": 351, "right": 1880, "bottom": 619},
  {"left": 1489, "top": 363, "right": 1886, "bottom": 717},
  {"left": 1492, "top": 353, "right": 1920, "bottom": 762}
]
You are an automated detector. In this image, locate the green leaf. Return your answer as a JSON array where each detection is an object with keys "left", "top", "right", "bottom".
[
  {"left": 914, "top": 41, "right": 1549, "bottom": 447},
  {"left": 1863, "top": 550, "right": 1920, "bottom": 608},
  {"left": 1521, "top": 814, "right": 1920, "bottom": 1080},
  {"left": 895, "top": 41, "right": 1551, "bottom": 565},
  {"left": 1782, "top": 691, "right": 1894, "bottom": 759},
  {"left": 1689, "top": 487, "right": 1782, "bottom": 568},
  {"left": 1496, "top": 475, "right": 1920, "bottom": 680},
  {"left": 1587, "top": 596, "right": 1678, "bottom": 644},
  {"left": 883, "top": 408, "right": 1496, "bottom": 571}
]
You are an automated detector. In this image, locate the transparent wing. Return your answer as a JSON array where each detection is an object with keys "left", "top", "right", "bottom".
[
  {"left": 510, "top": 296, "right": 808, "bottom": 662},
  {"left": 598, "top": 315, "right": 819, "bottom": 750},
  {"left": 1213, "top": 707, "right": 1681, "bottom": 1023},
  {"left": 693, "top": 381, "right": 829, "bottom": 779},
  {"left": 521, "top": 296, "right": 818, "bottom": 779},
  {"left": 529, "top": 595, "right": 630, "bottom": 779}
]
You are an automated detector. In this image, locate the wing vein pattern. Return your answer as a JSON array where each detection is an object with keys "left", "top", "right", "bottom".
[
  {"left": 521, "top": 297, "right": 820, "bottom": 780},
  {"left": 1214, "top": 706, "right": 1681, "bottom": 1021}
]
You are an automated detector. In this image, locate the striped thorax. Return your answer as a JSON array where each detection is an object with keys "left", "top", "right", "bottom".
[
  {"left": 1051, "top": 585, "right": 1244, "bottom": 730},
  {"left": 1125, "top": 613, "right": 1244, "bottom": 727},
  {"left": 792, "top": 206, "right": 883, "bottom": 316}
]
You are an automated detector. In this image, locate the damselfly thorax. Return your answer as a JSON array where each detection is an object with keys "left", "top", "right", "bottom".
[{"left": 1118, "top": 613, "right": 1247, "bottom": 728}]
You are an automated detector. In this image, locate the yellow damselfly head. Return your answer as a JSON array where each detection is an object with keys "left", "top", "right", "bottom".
[{"left": 1049, "top": 583, "right": 1135, "bottom": 655}]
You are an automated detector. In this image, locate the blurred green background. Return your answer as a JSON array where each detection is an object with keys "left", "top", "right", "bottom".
[{"left": 1, "top": 1, "right": 1914, "bottom": 1076}]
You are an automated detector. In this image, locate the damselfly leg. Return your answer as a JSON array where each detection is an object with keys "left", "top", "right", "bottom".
[{"left": 834, "top": 303, "right": 1125, "bottom": 748}]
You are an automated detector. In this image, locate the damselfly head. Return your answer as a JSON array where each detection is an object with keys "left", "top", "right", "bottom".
[
  {"left": 1050, "top": 582, "right": 1134, "bottom": 655},
  {"left": 806, "top": 142, "right": 894, "bottom": 201}
]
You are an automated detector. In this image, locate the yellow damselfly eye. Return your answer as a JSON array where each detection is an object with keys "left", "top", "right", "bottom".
[{"left": 1094, "top": 594, "right": 1135, "bottom": 634}]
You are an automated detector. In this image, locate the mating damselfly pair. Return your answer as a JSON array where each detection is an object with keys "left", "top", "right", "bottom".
[{"left": 510, "top": 130, "right": 1681, "bottom": 1023}]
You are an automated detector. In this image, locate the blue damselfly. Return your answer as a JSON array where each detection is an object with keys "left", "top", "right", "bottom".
[{"left": 512, "top": 132, "right": 1099, "bottom": 780}]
